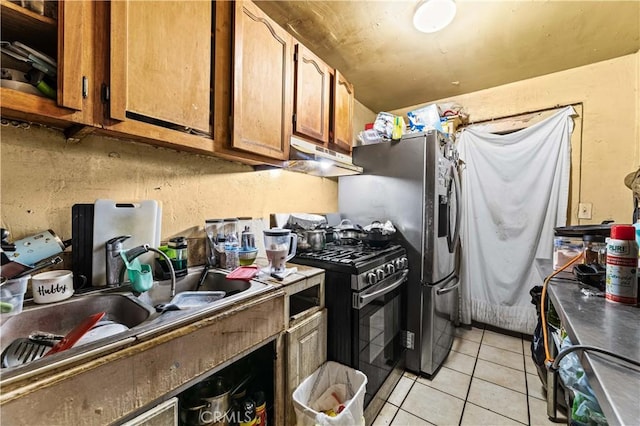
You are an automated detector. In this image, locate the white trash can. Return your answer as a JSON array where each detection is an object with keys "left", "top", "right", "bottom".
[{"left": 292, "top": 361, "right": 367, "bottom": 426}]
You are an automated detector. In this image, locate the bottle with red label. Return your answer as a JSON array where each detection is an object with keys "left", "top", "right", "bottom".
[{"left": 605, "top": 225, "right": 639, "bottom": 305}]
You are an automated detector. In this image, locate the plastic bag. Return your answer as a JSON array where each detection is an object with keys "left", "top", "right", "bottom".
[
  {"left": 292, "top": 361, "right": 367, "bottom": 426},
  {"left": 558, "top": 337, "right": 608, "bottom": 425}
]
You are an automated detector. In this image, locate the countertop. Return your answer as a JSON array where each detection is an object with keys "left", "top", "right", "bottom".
[{"left": 535, "top": 259, "right": 640, "bottom": 426}]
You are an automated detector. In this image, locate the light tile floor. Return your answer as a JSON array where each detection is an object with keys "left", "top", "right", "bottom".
[{"left": 372, "top": 324, "right": 568, "bottom": 426}]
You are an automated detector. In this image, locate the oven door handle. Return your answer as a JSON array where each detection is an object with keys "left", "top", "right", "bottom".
[{"left": 353, "top": 270, "right": 409, "bottom": 309}]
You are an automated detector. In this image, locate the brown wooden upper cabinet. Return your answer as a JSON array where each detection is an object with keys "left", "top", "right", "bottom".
[
  {"left": 291, "top": 42, "right": 355, "bottom": 154},
  {"left": 293, "top": 44, "right": 332, "bottom": 146},
  {"left": 0, "top": 0, "right": 97, "bottom": 127},
  {"left": 109, "top": 1, "right": 211, "bottom": 134},
  {"left": 331, "top": 70, "right": 355, "bottom": 154},
  {"left": 231, "top": 0, "right": 293, "bottom": 161}
]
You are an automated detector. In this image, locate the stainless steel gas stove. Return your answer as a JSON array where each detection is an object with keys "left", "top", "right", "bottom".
[{"left": 291, "top": 242, "right": 408, "bottom": 423}]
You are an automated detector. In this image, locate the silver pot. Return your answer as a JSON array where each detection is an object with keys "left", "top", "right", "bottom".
[{"left": 304, "top": 230, "right": 326, "bottom": 251}]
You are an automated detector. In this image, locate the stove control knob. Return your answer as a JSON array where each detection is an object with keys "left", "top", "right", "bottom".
[
  {"left": 376, "top": 269, "right": 385, "bottom": 281},
  {"left": 367, "top": 272, "right": 377, "bottom": 285},
  {"left": 385, "top": 264, "right": 395, "bottom": 275},
  {"left": 397, "top": 257, "right": 408, "bottom": 269}
]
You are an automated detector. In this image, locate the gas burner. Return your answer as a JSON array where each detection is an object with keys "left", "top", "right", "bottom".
[{"left": 293, "top": 243, "right": 405, "bottom": 274}]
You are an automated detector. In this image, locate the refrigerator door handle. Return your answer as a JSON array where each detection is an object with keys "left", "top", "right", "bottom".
[
  {"left": 448, "top": 163, "right": 462, "bottom": 253},
  {"left": 436, "top": 279, "right": 460, "bottom": 296},
  {"left": 354, "top": 270, "right": 409, "bottom": 309}
]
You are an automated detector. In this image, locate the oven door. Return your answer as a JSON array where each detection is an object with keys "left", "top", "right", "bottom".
[{"left": 353, "top": 270, "right": 408, "bottom": 407}]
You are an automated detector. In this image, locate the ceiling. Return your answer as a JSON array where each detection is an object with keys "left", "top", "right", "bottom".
[{"left": 255, "top": 1, "right": 640, "bottom": 113}]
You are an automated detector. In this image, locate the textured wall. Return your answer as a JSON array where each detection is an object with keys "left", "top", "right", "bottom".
[
  {"left": 393, "top": 52, "right": 640, "bottom": 225},
  {"left": 0, "top": 125, "right": 338, "bottom": 241}
]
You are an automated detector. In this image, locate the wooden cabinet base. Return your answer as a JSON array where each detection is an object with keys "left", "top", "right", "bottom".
[{"left": 0, "top": 291, "right": 284, "bottom": 425}]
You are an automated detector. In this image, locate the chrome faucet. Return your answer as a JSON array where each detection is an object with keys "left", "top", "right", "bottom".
[{"left": 105, "top": 235, "right": 176, "bottom": 297}]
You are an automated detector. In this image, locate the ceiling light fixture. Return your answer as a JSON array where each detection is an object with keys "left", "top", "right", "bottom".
[{"left": 413, "top": 0, "right": 457, "bottom": 33}]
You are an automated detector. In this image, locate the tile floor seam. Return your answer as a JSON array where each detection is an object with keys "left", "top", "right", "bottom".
[
  {"left": 521, "top": 338, "right": 533, "bottom": 426},
  {"left": 458, "top": 335, "right": 482, "bottom": 426},
  {"left": 464, "top": 401, "right": 530, "bottom": 426},
  {"left": 480, "top": 341, "right": 524, "bottom": 355},
  {"left": 475, "top": 356, "right": 529, "bottom": 376},
  {"left": 471, "top": 368, "right": 530, "bottom": 397}
]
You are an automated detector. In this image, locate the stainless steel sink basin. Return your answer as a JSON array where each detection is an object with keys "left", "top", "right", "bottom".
[
  {"left": 137, "top": 268, "right": 258, "bottom": 308},
  {"left": 0, "top": 293, "right": 154, "bottom": 357}
]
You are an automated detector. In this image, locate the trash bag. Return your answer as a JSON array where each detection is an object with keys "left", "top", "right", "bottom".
[
  {"left": 292, "top": 361, "right": 367, "bottom": 426},
  {"left": 558, "top": 337, "right": 608, "bottom": 426}
]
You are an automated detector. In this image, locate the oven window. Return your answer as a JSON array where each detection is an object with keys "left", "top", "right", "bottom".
[
  {"left": 366, "top": 296, "right": 399, "bottom": 364},
  {"left": 357, "top": 282, "right": 403, "bottom": 401}
]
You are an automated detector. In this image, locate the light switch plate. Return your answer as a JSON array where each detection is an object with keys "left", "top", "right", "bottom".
[{"left": 578, "top": 202, "right": 593, "bottom": 219}]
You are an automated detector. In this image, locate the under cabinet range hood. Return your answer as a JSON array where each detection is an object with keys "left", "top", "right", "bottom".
[{"left": 283, "top": 136, "right": 363, "bottom": 177}]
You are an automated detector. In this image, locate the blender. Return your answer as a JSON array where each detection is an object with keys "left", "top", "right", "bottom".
[{"left": 263, "top": 228, "right": 297, "bottom": 276}]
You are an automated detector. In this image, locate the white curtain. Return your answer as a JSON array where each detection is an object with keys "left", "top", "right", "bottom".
[{"left": 457, "top": 106, "right": 575, "bottom": 334}]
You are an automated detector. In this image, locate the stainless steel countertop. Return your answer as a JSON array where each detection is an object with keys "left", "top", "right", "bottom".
[{"left": 535, "top": 259, "right": 640, "bottom": 426}]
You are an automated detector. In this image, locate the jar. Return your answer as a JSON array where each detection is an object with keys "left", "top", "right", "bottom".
[
  {"left": 205, "top": 219, "right": 223, "bottom": 266},
  {"left": 168, "top": 236, "right": 188, "bottom": 273},
  {"left": 224, "top": 233, "right": 240, "bottom": 270},
  {"left": 582, "top": 234, "right": 605, "bottom": 266},
  {"left": 222, "top": 218, "right": 239, "bottom": 241}
]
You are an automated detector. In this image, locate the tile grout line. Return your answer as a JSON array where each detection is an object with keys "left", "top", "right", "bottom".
[{"left": 458, "top": 327, "right": 484, "bottom": 426}]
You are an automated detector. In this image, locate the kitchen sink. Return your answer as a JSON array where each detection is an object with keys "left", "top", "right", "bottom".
[
  {"left": 0, "top": 293, "right": 154, "bottom": 358},
  {"left": 137, "top": 267, "right": 257, "bottom": 308},
  {"left": 0, "top": 266, "right": 273, "bottom": 382}
]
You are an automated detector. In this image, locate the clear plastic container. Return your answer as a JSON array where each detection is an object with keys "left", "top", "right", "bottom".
[
  {"left": 553, "top": 237, "right": 583, "bottom": 270},
  {"left": 582, "top": 235, "right": 606, "bottom": 266},
  {"left": 0, "top": 275, "right": 30, "bottom": 316}
]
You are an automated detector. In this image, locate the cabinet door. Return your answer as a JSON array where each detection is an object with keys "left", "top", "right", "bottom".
[
  {"left": 293, "top": 44, "right": 331, "bottom": 145},
  {"left": 0, "top": 0, "right": 93, "bottom": 125},
  {"left": 110, "top": 1, "right": 211, "bottom": 133},
  {"left": 232, "top": 0, "right": 292, "bottom": 160},
  {"left": 331, "top": 70, "right": 354, "bottom": 153},
  {"left": 286, "top": 309, "right": 327, "bottom": 425},
  {"left": 58, "top": 0, "right": 89, "bottom": 111}
]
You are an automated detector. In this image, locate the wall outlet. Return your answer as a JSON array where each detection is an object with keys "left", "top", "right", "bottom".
[{"left": 578, "top": 202, "right": 593, "bottom": 220}]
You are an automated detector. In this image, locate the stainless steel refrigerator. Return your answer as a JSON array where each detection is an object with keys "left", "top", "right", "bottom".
[{"left": 339, "top": 130, "right": 461, "bottom": 376}]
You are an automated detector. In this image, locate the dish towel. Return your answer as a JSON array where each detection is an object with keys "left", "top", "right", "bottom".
[{"left": 458, "top": 106, "right": 575, "bottom": 333}]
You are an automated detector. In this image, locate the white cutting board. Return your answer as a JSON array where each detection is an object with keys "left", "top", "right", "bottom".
[{"left": 92, "top": 200, "right": 161, "bottom": 286}]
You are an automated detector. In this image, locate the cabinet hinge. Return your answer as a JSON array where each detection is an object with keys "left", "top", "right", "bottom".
[
  {"left": 401, "top": 330, "right": 414, "bottom": 350},
  {"left": 82, "top": 76, "right": 88, "bottom": 99},
  {"left": 292, "top": 113, "right": 296, "bottom": 125},
  {"left": 293, "top": 51, "right": 298, "bottom": 62},
  {"left": 101, "top": 83, "right": 110, "bottom": 104}
]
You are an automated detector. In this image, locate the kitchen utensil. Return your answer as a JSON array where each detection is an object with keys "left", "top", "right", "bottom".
[
  {"left": 362, "top": 220, "right": 396, "bottom": 248},
  {"left": 334, "top": 219, "right": 365, "bottom": 242},
  {"left": 30, "top": 269, "right": 75, "bottom": 304},
  {"left": 263, "top": 228, "right": 297, "bottom": 274},
  {"left": 1, "top": 67, "right": 29, "bottom": 82},
  {"left": 286, "top": 213, "right": 327, "bottom": 230},
  {"left": 44, "top": 312, "right": 105, "bottom": 357},
  {"left": 303, "top": 229, "right": 326, "bottom": 251},
  {"left": 180, "top": 374, "right": 252, "bottom": 426},
  {"left": 5, "top": 229, "right": 66, "bottom": 268},
  {"left": 72, "top": 203, "right": 94, "bottom": 289},
  {"left": 1, "top": 337, "right": 51, "bottom": 367},
  {"left": 154, "top": 291, "right": 226, "bottom": 313},
  {"left": 2, "top": 255, "right": 62, "bottom": 280},
  {"left": 74, "top": 321, "right": 130, "bottom": 346},
  {"left": 92, "top": 200, "right": 161, "bottom": 287},
  {"left": 238, "top": 247, "right": 258, "bottom": 265},
  {"left": 225, "top": 266, "right": 259, "bottom": 281},
  {"left": 0, "top": 275, "right": 29, "bottom": 316}
]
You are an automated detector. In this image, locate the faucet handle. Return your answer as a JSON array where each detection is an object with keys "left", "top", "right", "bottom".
[{"left": 106, "top": 235, "right": 131, "bottom": 252}]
